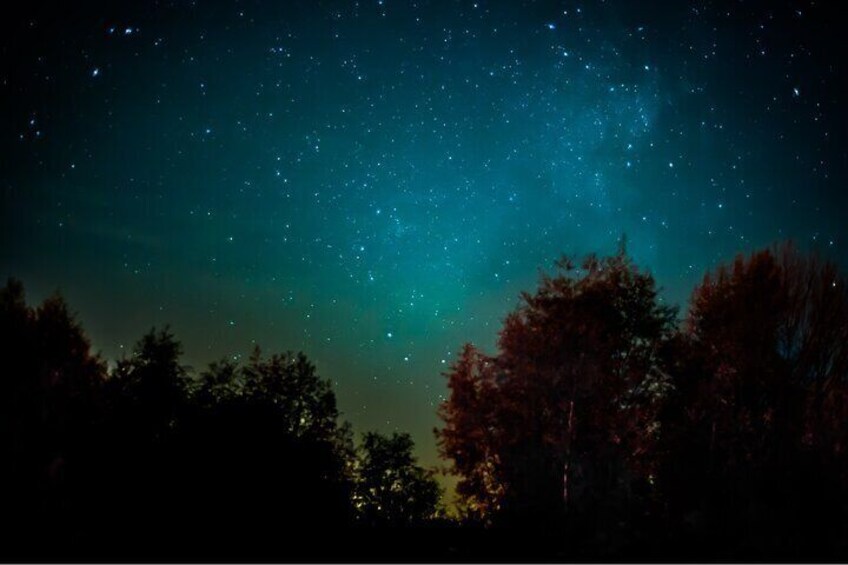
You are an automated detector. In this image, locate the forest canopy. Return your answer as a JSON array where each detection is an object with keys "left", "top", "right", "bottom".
[
  {"left": 3, "top": 241, "right": 848, "bottom": 561},
  {"left": 437, "top": 242, "right": 848, "bottom": 558}
]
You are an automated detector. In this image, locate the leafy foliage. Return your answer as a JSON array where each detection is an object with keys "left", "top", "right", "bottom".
[
  {"left": 354, "top": 431, "right": 442, "bottom": 526},
  {"left": 5, "top": 240, "right": 848, "bottom": 560},
  {"left": 0, "top": 279, "right": 106, "bottom": 539},
  {"left": 658, "top": 243, "right": 848, "bottom": 556},
  {"left": 438, "top": 247, "right": 677, "bottom": 531},
  {"left": 439, "top": 242, "right": 848, "bottom": 558},
  {"left": 0, "top": 279, "right": 436, "bottom": 559}
]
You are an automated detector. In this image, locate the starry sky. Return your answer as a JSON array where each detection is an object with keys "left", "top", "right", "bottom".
[{"left": 3, "top": 0, "right": 847, "bottom": 475}]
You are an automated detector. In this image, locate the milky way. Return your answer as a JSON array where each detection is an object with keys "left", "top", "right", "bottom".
[{"left": 3, "top": 0, "right": 846, "bottom": 472}]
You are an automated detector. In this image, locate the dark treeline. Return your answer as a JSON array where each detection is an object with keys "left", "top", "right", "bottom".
[
  {"left": 1, "top": 281, "right": 442, "bottom": 561},
  {"left": 439, "top": 241, "right": 848, "bottom": 561},
  {"left": 3, "top": 241, "right": 848, "bottom": 561}
]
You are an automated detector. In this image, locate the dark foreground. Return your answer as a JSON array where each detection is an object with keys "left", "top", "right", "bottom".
[{"left": 7, "top": 521, "right": 848, "bottom": 563}]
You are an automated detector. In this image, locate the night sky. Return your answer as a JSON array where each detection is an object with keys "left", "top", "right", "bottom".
[{"left": 3, "top": 0, "right": 847, "bottom": 474}]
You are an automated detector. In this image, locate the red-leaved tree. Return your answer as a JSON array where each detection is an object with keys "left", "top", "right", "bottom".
[{"left": 438, "top": 247, "right": 677, "bottom": 528}]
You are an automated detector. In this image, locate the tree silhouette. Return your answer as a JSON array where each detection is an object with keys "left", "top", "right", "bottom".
[
  {"left": 9, "top": 320, "right": 358, "bottom": 559},
  {"left": 5, "top": 239, "right": 848, "bottom": 561},
  {"left": 353, "top": 431, "right": 442, "bottom": 526},
  {"left": 167, "top": 346, "right": 355, "bottom": 558},
  {"left": 436, "top": 343, "right": 503, "bottom": 520},
  {"left": 111, "top": 326, "right": 189, "bottom": 435},
  {"left": 3, "top": 279, "right": 442, "bottom": 560},
  {"left": 658, "top": 242, "right": 848, "bottom": 558},
  {"left": 438, "top": 247, "right": 677, "bottom": 538},
  {"left": 240, "top": 347, "right": 341, "bottom": 440},
  {"left": 0, "top": 279, "right": 106, "bottom": 554}
]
